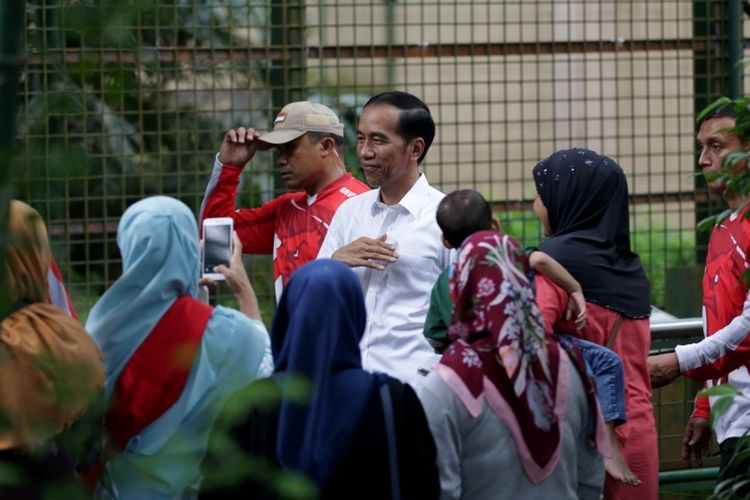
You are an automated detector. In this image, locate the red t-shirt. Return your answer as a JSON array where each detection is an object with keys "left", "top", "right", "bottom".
[
  {"left": 200, "top": 163, "right": 369, "bottom": 298},
  {"left": 690, "top": 209, "right": 750, "bottom": 418}
]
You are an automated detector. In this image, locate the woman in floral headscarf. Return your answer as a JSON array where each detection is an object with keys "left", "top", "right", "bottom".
[{"left": 419, "top": 230, "right": 607, "bottom": 500}]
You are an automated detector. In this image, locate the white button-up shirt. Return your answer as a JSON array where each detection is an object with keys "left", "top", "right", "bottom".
[{"left": 318, "top": 174, "right": 451, "bottom": 386}]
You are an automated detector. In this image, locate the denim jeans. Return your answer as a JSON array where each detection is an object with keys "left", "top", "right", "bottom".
[{"left": 560, "top": 334, "right": 627, "bottom": 425}]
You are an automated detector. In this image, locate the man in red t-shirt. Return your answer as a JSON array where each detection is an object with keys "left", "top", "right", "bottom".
[
  {"left": 649, "top": 103, "right": 750, "bottom": 490},
  {"left": 200, "top": 102, "right": 369, "bottom": 300}
]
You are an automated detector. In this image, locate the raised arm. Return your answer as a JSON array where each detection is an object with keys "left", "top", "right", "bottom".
[
  {"left": 529, "top": 251, "right": 586, "bottom": 330},
  {"left": 212, "top": 232, "right": 262, "bottom": 321},
  {"left": 676, "top": 290, "right": 750, "bottom": 380},
  {"left": 199, "top": 127, "right": 282, "bottom": 255}
]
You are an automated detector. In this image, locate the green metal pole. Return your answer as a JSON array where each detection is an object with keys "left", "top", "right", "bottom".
[
  {"left": 659, "top": 466, "right": 719, "bottom": 484},
  {"left": 728, "top": 0, "right": 743, "bottom": 99},
  {"left": 0, "top": 1, "right": 23, "bottom": 159},
  {"left": 270, "top": 0, "right": 307, "bottom": 108},
  {"left": 386, "top": 0, "right": 395, "bottom": 87},
  {"left": 0, "top": 1, "right": 24, "bottom": 309},
  {"left": 693, "top": 0, "right": 731, "bottom": 263},
  {"left": 270, "top": 0, "right": 307, "bottom": 191}
]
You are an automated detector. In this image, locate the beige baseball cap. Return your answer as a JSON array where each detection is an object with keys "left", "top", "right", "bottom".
[{"left": 258, "top": 101, "right": 344, "bottom": 145}]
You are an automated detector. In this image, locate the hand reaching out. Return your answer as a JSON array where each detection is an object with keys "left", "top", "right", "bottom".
[{"left": 647, "top": 352, "right": 681, "bottom": 388}]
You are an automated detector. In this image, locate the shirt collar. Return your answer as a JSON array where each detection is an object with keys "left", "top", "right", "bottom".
[{"left": 371, "top": 173, "right": 429, "bottom": 216}]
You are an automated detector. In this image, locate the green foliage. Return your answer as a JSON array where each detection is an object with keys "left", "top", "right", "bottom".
[
  {"left": 630, "top": 220, "right": 695, "bottom": 307},
  {"left": 17, "top": 0, "right": 276, "bottom": 308},
  {"left": 696, "top": 96, "right": 733, "bottom": 124},
  {"left": 496, "top": 210, "right": 544, "bottom": 249},
  {"left": 709, "top": 433, "right": 750, "bottom": 499},
  {"left": 202, "top": 377, "right": 317, "bottom": 499},
  {"left": 699, "top": 385, "right": 741, "bottom": 426},
  {"left": 699, "top": 384, "right": 742, "bottom": 397},
  {"left": 0, "top": 462, "right": 24, "bottom": 487}
]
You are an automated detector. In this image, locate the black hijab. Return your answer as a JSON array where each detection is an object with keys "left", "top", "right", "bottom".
[{"left": 533, "top": 148, "right": 650, "bottom": 318}]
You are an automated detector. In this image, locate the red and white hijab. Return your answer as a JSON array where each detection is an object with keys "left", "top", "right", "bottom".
[{"left": 436, "top": 230, "right": 570, "bottom": 483}]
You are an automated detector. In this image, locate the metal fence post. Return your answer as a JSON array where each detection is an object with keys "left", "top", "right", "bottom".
[
  {"left": 692, "top": 0, "right": 738, "bottom": 262},
  {"left": 0, "top": 1, "right": 24, "bottom": 307},
  {"left": 270, "top": 0, "right": 307, "bottom": 191},
  {"left": 728, "top": 0, "right": 743, "bottom": 100}
]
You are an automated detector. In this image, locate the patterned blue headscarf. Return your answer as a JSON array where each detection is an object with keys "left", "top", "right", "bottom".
[{"left": 272, "top": 259, "right": 387, "bottom": 487}]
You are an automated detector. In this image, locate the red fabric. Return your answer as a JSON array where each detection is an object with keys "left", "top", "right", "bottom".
[
  {"left": 105, "top": 296, "right": 213, "bottom": 449},
  {"left": 201, "top": 166, "right": 369, "bottom": 289},
  {"left": 48, "top": 256, "right": 78, "bottom": 320},
  {"left": 684, "top": 211, "right": 750, "bottom": 381},
  {"left": 536, "top": 275, "right": 659, "bottom": 500},
  {"left": 692, "top": 393, "right": 711, "bottom": 420},
  {"left": 439, "top": 231, "right": 563, "bottom": 482}
]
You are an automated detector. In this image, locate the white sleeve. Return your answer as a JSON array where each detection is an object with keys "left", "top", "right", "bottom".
[
  {"left": 255, "top": 323, "right": 274, "bottom": 378},
  {"left": 675, "top": 289, "right": 750, "bottom": 372},
  {"left": 317, "top": 205, "right": 346, "bottom": 259}
]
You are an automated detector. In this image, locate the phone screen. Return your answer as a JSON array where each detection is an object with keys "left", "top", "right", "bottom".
[{"left": 203, "top": 223, "right": 231, "bottom": 274}]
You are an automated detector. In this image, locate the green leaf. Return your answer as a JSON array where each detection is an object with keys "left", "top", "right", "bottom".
[
  {"left": 699, "top": 384, "right": 741, "bottom": 397},
  {"left": 272, "top": 471, "right": 317, "bottom": 500},
  {"left": 697, "top": 209, "right": 733, "bottom": 233},
  {"left": 710, "top": 395, "right": 736, "bottom": 424},
  {"left": 724, "top": 150, "right": 750, "bottom": 169},
  {"left": 697, "top": 97, "right": 733, "bottom": 123}
]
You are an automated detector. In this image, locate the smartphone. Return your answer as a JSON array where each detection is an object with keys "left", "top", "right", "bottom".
[{"left": 202, "top": 217, "right": 233, "bottom": 281}]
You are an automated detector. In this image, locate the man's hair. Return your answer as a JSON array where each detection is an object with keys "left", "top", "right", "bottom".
[
  {"left": 306, "top": 131, "right": 345, "bottom": 156},
  {"left": 697, "top": 102, "right": 750, "bottom": 142},
  {"left": 698, "top": 102, "right": 737, "bottom": 128},
  {"left": 436, "top": 189, "right": 493, "bottom": 248},
  {"left": 363, "top": 91, "right": 435, "bottom": 164}
]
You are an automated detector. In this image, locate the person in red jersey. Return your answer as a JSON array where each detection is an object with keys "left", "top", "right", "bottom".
[
  {"left": 649, "top": 103, "right": 750, "bottom": 495},
  {"left": 199, "top": 102, "right": 369, "bottom": 300}
]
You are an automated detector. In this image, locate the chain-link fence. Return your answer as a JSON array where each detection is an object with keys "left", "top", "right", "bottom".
[{"left": 12, "top": 0, "right": 749, "bottom": 483}]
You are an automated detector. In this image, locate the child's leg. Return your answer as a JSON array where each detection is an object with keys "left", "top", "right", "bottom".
[
  {"left": 566, "top": 336, "right": 640, "bottom": 484},
  {"left": 568, "top": 336, "right": 627, "bottom": 425},
  {"left": 605, "top": 422, "right": 641, "bottom": 485}
]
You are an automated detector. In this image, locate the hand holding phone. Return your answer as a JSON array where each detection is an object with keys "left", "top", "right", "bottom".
[
  {"left": 199, "top": 229, "right": 262, "bottom": 320},
  {"left": 202, "top": 217, "right": 233, "bottom": 281}
]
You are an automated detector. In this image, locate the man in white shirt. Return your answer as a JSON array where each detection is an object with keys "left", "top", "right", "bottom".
[{"left": 318, "top": 91, "right": 451, "bottom": 386}]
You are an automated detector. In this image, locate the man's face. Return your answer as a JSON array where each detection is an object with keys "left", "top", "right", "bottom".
[
  {"left": 697, "top": 116, "right": 746, "bottom": 194},
  {"left": 356, "top": 104, "right": 415, "bottom": 189},
  {"left": 275, "top": 135, "right": 326, "bottom": 192}
]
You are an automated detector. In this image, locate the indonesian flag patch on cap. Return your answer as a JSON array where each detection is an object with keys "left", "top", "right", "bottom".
[{"left": 258, "top": 102, "right": 344, "bottom": 145}]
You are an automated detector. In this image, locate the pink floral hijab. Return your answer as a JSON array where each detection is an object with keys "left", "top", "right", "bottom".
[{"left": 435, "top": 230, "right": 568, "bottom": 483}]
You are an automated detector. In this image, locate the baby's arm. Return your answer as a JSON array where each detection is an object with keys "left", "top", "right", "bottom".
[{"left": 529, "top": 250, "right": 587, "bottom": 330}]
